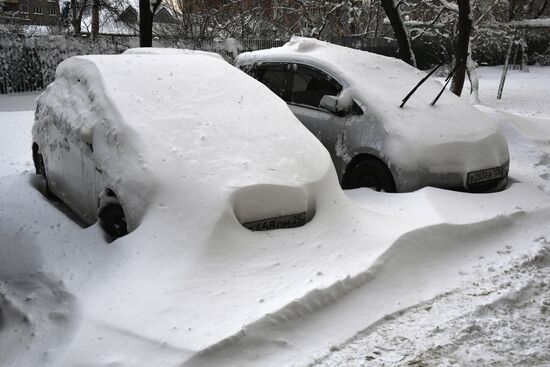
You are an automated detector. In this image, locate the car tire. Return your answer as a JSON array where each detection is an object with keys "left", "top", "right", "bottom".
[
  {"left": 344, "top": 158, "right": 396, "bottom": 192},
  {"left": 34, "top": 150, "right": 54, "bottom": 198},
  {"left": 98, "top": 199, "right": 128, "bottom": 238}
]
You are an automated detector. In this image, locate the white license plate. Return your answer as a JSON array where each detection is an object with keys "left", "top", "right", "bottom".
[
  {"left": 467, "top": 166, "right": 504, "bottom": 185},
  {"left": 243, "top": 212, "right": 307, "bottom": 231}
]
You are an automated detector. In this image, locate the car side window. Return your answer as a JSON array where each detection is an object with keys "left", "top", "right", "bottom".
[
  {"left": 257, "top": 64, "right": 292, "bottom": 102},
  {"left": 291, "top": 65, "right": 342, "bottom": 109}
]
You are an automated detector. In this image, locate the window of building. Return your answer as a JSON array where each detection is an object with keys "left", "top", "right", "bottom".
[
  {"left": 48, "top": 7, "right": 56, "bottom": 15},
  {"left": 33, "top": 7, "right": 43, "bottom": 14},
  {"left": 20, "top": 4, "right": 29, "bottom": 12}
]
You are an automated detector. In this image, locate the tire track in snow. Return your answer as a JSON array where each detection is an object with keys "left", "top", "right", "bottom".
[{"left": 313, "top": 239, "right": 550, "bottom": 367}]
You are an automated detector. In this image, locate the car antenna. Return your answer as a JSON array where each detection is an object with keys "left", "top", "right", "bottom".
[
  {"left": 430, "top": 53, "right": 469, "bottom": 106},
  {"left": 400, "top": 60, "right": 445, "bottom": 108}
]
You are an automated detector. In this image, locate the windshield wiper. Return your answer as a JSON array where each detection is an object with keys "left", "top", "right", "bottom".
[
  {"left": 400, "top": 60, "right": 445, "bottom": 108},
  {"left": 430, "top": 54, "right": 469, "bottom": 106}
]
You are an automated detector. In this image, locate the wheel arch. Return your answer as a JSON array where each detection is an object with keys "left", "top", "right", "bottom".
[
  {"left": 97, "top": 187, "right": 123, "bottom": 212},
  {"left": 97, "top": 187, "right": 130, "bottom": 238},
  {"left": 342, "top": 153, "right": 396, "bottom": 190}
]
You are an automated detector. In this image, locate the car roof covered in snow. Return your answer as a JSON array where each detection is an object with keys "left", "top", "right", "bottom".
[
  {"left": 236, "top": 36, "right": 435, "bottom": 105},
  {"left": 48, "top": 53, "right": 329, "bottom": 182},
  {"left": 123, "top": 47, "right": 225, "bottom": 61}
]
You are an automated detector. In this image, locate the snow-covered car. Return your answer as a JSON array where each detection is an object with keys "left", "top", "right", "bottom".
[
  {"left": 32, "top": 52, "right": 336, "bottom": 237},
  {"left": 236, "top": 37, "right": 510, "bottom": 192},
  {"left": 122, "top": 47, "right": 225, "bottom": 61}
]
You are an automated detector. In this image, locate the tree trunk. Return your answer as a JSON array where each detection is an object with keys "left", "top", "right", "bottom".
[
  {"left": 497, "top": 41, "right": 514, "bottom": 99},
  {"left": 519, "top": 30, "right": 529, "bottom": 72},
  {"left": 71, "top": 0, "right": 81, "bottom": 34},
  {"left": 91, "top": 0, "right": 99, "bottom": 39},
  {"left": 140, "top": 0, "right": 153, "bottom": 47},
  {"left": 466, "top": 40, "right": 481, "bottom": 103},
  {"left": 380, "top": 0, "right": 416, "bottom": 67},
  {"left": 450, "top": 0, "right": 472, "bottom": 96}
]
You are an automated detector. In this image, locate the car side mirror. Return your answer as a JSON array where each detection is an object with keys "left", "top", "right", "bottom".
[
  {"left": 79, "top": 126, "right": 94, "bottom": 151},
  {"left": 319, "top": 95, "right": 346, "bottom": 116},
  {"left": 320, "top": 94, "right": 351, "bottom": 117}
]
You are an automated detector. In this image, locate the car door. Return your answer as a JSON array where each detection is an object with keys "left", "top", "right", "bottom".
[
  {"left": 287, "top": 64, "right": 346, "bottom": 174},
  {"left": 43, "top": 124, "right": 66, "bottom": 196},
  {"left": 254, "top": 62, "right": 292, "bottom": 103},
  {"left": 62, "top": 136, "right": 97, "bottom": 224}
]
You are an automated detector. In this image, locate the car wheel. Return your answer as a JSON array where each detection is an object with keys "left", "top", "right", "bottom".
[
  {"left": 344, "top": 158, "right": 396, "bottom": 192},
  {"left": 98, "top": 198, "right": 128, "bottom": 238},
  {"left": 34, "top": 150, "right": 54, "bottom": 198}
]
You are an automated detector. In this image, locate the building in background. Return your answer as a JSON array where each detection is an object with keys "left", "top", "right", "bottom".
[{"left": 1, "top": 0, "right": 60, "bottom": 26}]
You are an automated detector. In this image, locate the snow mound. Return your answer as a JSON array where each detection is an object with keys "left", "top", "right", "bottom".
[
  {"left": 314, "top": 238, "right": 550, "bottom": 367},
  {"left": 286, "top": 36, "right": 327, "bottom": 52},
  {"left": 34, "top": 53, "right": 336, "bottom": 231},
  {"left": 4, "top": 66, "right": 550, "bottom": 367}
]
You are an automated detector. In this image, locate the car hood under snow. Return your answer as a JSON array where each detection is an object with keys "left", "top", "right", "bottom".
[{"left": 236, "top": 37, "right": 509, "bottom": 173}]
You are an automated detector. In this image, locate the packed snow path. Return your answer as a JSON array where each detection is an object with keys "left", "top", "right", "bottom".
[{"left": 1, "top": 67, "right": 550, "bottom": 367}]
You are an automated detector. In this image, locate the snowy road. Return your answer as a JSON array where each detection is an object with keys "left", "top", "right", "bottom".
[{"left": 1, "top": 67, "right": 550, "bottom": 367}]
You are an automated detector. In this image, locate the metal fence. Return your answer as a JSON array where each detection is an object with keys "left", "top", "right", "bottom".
[
  {"left": 3, "top": 32, "right": 543, "bottom": 95},
  {"left": 0, "top": 33, "right": 138, "bottom": 94},
  {"left": 0, "top": 49, "right": 47, "bottom": 94},
  {"left": 0, "top": 35, "right": 290, "bottom": 95}
]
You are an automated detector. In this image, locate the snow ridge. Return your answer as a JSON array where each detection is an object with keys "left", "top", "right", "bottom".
[{"left": 189, "top": 209, "right": 528, "bottom": 364}]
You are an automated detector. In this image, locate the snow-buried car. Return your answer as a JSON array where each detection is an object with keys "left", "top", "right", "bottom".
[
  {"left": 32, "top": 53, "right": 335, "bottom": 237},
  {"left": 236, "top": 37, "right": 510, "bottom": 193}
]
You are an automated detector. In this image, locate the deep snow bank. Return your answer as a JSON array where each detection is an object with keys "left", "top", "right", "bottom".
[
  {"left": 3, "top": 67, "right": 550, "bottom": 366},
  {"left": 314, "top": 232, "right": 550, "bottom": 367}
]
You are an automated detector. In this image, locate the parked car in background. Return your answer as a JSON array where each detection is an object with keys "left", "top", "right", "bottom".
[
  {"left": 32, "top": 51, "right": 336, "bottom": 238},
  {"left": 236, "top": 37, "right": 510, "bottom": 193}
]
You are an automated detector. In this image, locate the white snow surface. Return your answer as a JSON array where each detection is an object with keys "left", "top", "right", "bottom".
[
  {"left": 1, "top": 66, "right": 550, "bottom": 367},
  {"left": 122, "top": 47, "right": 225, "bottom": 61},
  {"left": 236, "top": 37, "right": 509, "bottom": 174}
]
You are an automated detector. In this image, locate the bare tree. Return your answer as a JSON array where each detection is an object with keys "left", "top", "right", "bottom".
[
  {"left": 71, "top": 0, "right": 89, "bottom": 34},
  {"left": 91, "top": 0, "right": 99, "bottom": 38},
  {"left": 140, "top": 0, "right": 162, "bottom": 46},
  {"left": 381, "top": 0, "right": 417, "bottom": 66},
  {"left": 450, "top": 0, "right": 472, "bottom": 95}
]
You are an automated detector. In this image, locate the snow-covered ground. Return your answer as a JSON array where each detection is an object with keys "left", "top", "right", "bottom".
[
  {"left": 1, "top": 66, "right": 550, "bottom": 367},
  {"left": 314, "top": 66, "right": 550, "bottom": 367}
]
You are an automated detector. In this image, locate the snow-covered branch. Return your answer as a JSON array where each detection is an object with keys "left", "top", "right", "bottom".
[{"left": 507, "top": 18, "right": 550, "bottom": 28}]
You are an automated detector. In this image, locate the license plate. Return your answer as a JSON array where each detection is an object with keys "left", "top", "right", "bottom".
[
  {"left": 467, "top": 166, "right": 504, "bottom": 185},
  {"left": 243, "top": 212, "right": 307, "bottom": 231}
]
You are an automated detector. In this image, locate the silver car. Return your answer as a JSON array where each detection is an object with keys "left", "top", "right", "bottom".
[{"left": 236, "top": 37, "right": 510, "bottom": 192}]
